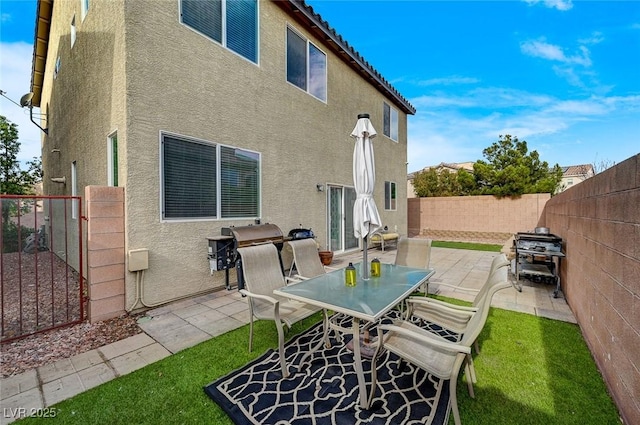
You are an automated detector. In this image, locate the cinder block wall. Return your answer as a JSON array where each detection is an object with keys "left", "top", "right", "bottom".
[
  {"left": 540, "top": 154, "right": 639, "bottom": 425},
  {"left": 85, "top": 186, "right": 125, "bottom": 323},
  {"left": 408, "top": 193, "right": 550, "bottom": 237}
]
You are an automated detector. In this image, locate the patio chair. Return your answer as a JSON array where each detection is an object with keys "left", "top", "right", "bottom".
[
  {"left": 370, "top": 264, "right": 511, "bottom": 425},
  {"left": 237, "top": 243, "right": 322, "bottom": 378},
  {"left": 394, "top": 237, "right": 432, "bottom": 293},
  {"left": 285, "top": 238, "right": 336, "bottom": 280},
  {"left": 405, "top": 253, "right": 510, "bottom": 341}
]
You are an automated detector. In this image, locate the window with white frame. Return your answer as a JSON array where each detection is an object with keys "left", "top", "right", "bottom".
[
  {"left": 286, "top": 26, "right": 327, "bottom": 102},
  {"left": 108, "top": 132, "right": 118, "bottom": 187},
  {"left": 383, "top": 102, "right": 398, "bottom": 141},
  {"left": 81, "top": 0, "right": 89, "bottom": 21},
  {"left": 71, "top": 15, "right": 76, "bottom": 47},
  {"left": 161, "top": 133, "right": 260, "bottom": 220},
  {"left": 384, "top": 181, "right": 396, "bottom": 211},
  {"left": 180, "top": 0, "right": 258, "bottom": 63},
  {"left": 54, "top": 57, "right": 61, "bottom": 79},
  {"left": 71, "top": 161, "right": 78, "bottom": 219}
]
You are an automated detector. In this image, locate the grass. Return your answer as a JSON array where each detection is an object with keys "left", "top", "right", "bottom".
[
  {"left": 19, "top": 305, "right": 619, "bottom": 425},
  {"left": 432, "top": 240, "right": 504, "bottom": 252}
]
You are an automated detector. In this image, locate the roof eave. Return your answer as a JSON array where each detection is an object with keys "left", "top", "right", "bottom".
[{"left": 30, "top": 0, "right": 53, "bottom": 107}]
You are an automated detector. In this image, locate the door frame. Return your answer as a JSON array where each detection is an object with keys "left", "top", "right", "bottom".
[{"left": 326, "top": 184, "right": 358, "bottom": 253}]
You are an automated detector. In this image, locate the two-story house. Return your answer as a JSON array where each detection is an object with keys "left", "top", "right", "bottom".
[{"left": 29, "top": 0, "right": 415, "bottom": 312}]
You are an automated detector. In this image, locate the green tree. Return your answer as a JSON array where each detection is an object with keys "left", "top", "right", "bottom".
[
  {"left": 412, "top": 167, "right": 476, "bottom": 197},
  {"left": 411, "top": 168, "right": 440, "bottom": 197},
  {"left": 1, "top": 115, "right": 41, "bottom": 195},
  {"left": 1, "top": 115, "right": 43, "bottom": 251},
  {"left": 473, "top": 134, "right": 562, "bottom": 198}
]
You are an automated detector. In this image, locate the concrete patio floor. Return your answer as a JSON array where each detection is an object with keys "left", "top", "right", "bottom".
[{"left": 0, "top": 246, "right": 575, "bottom": 424}]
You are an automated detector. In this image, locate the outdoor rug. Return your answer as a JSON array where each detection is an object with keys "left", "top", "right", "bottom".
[{"left": 204, "top": 311, "right": 453, "bottom": 425}]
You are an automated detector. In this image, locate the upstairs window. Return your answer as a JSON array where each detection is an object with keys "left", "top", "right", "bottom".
[
  {"left": 181, "top": 0, "right": 258, "bottom": 63},
  {"left": 286, "top": 27, "right": 327, "bottom": 102},
  {"left": 161, "top": 133, "right": 260, "bottom": 220},
  {"left": 71, "top": 15, "right": 76, "bottom": 47},
  {"left": 383, "top": 102, "right": 398, "bottom": 141},
  {"left": 81, "top": 0, "right": 89, "bottom": 21}
]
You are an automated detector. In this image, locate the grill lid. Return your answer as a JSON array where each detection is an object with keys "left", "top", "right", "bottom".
[
  {"left": 222, "top": 224, "right": 284, "bottom": 246},
  {"left": 515, "top": 232, "right": 562, "bottom": 243},
  {"left": 288, "top": 228, "right": 315, "bottom": 240}
]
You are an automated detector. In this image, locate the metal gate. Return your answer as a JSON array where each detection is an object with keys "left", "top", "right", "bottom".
[{"left": 1, "top": 195, "right": 85, "bottom": 342}]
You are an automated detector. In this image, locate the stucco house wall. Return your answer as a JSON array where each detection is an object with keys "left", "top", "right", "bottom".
[{"left": 35, "top": 0, "right": 413, "bottom": 308}]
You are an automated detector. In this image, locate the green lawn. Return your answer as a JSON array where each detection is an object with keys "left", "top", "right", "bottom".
[
  {"left": 19, "top": 305, "right": 619, "bottom": 424},
  {"left": 432, "top": 240, "right": 504, "bottom": 252}
]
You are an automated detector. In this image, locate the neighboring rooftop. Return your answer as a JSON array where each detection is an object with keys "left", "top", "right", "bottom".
[{"left": 561, "top": 164, "right": 595, "bottom": 178}]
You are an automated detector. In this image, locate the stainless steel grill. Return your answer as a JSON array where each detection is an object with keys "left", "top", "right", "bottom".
[
  {"left": 207, "top": 224, "right": 285, "bottom": 290},
  {"left": 514, "top": 231, "right": 565, "bottom": 297}
]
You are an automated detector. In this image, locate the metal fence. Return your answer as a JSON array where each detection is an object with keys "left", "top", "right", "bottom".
[{"left": 1, "top": 195, "right": 85, "bottom": 342}]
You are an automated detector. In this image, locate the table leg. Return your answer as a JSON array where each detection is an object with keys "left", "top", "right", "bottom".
[
  {"left": 352, "top": 317, "right": 370, "bottom": 409},
  {"left": 297, "top": 309, "right": 330, "bottom": 372}
]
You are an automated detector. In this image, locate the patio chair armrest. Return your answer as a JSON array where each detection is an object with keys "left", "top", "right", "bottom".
[
  {"left": 323, "top": 266, "right": 339, "bottom": 272},
  {"left": 380, "top": 323, "right": 471, "bottom": 354},
  {"left": 431, "top": 282, "right": 481, "bottom": 294},
  {"left": 407, "top": 297, "right": 478, "bottom": 313},
  {"left": 285, "top": 276, "right": 304, "bottom": 285},
  {"left": 239, "top": 289, "right": 279, "bottom": 305}
]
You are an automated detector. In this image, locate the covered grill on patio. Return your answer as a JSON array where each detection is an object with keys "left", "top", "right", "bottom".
[
  {"left": 513, "top": 230, "right": 565, "bottom": 297},
  {"left": 207, "top": 223, "right": 285, "bottom": 290}
]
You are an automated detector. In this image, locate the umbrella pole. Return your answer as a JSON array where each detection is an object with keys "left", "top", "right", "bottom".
[{"left": 363, "top": 236, "right": 369, "bottom": 280}]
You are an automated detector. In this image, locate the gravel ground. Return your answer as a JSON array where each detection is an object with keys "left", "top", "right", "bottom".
[
  {"left": 1, "top": 252, "right": 143, "bottom": 378},
  {"left": 1, "top": 314, "right": 143, "bottom": 378}
]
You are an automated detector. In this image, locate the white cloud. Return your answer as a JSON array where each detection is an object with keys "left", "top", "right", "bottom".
[
  {"left": 579, "top": 32, "right": 604, "bottom": 45},
  {"left": 406, "top": 88, "right": 640, "bottom": 170},
  {"left": 417, "top": 76, "right": 480, "bottom": 86},
  {"left": 524, "top": 0, "right": 573, "bottom": 11},
  {"left": 520, "top": 38, "right": 591, "bottom": 66},
  {"left": 0, "top": 41, "right": 42, "bottom": 165}
]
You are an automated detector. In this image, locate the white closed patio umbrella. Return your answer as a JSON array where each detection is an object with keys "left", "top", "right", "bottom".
[{"left": 352, "top": 113, "right": 382, "bottom": 279}]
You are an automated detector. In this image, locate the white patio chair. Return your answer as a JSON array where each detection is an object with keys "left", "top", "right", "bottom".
[
  {"left": 285, "top": 238, "right": 336, "bottom": 280},
  {"left": 405, "top": 253, "right": 510, "bottom": 342},
  {"left": 237, "top": 243, "right": 322, "bottom": 378},
  {"left": 394, "top": 237, "right": 432, "bottom": 293},
  {"left": 394, "top": 237, "right": 432, "bottom": 269},
  {"left": 370, "top": 264, "right": 512, "bottom": 425}
]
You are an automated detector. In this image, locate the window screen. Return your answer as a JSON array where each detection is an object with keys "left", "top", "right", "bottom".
[
  {"left": 383, "top": 102, "right": 398, "bottom": 141},
  {"left": 163, "top": 135, "right": 218, "bottom": 219},
  {"left": 385, "top": 181, "right": 397, "bottom": 211},
  {"left": 162, "top": 134, "right": 260, "bottom": 220},
  {"left": 287, "top": 28, "right": 307, "bottom": 91},
  {"left": 181, "top": 0, "right": 257, "bottom": 63},
  {"left": 286, "top": 27, "right": 326, "bottom": 101}
]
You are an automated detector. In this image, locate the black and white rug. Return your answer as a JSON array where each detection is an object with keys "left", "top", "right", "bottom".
[{"left": 204, "top": 312, "right": 454, "bottom": 425}]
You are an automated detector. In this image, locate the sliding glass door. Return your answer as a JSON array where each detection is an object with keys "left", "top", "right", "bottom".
[{"left": 328, "top": 185, "right": 358, "bottom": 252}]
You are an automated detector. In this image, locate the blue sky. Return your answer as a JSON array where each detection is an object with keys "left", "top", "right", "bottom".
[{"left": 1, "top": 0, "right": 639, "bottom": 172}]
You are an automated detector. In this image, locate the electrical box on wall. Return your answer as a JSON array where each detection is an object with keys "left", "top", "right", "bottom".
[{"left": 128, "top": 248, "right": 149, "bottom": 272}]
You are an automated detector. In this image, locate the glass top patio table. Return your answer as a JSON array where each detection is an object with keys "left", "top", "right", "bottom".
[{"left": 274, "top": 262, "right": 435, "bottom": 322}]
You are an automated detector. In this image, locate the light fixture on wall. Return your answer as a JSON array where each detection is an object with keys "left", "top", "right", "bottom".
[
  {"left": 316, "top": 184, "right": 325, "bottom": 192},
  {"left": 50, "top": 177, "right": 66, "bottom": 184}
]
